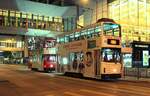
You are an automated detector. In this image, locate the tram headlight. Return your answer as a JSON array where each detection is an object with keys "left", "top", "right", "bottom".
[
  {"left": 50, "top": 64, "right": 54, "bottom": 68},
  {"left": 113, "top": 69, "right": 117, "bottom": 73}
]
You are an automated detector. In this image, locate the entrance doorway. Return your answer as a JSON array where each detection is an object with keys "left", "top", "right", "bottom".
[{"left": 94, "top": 50, "right": 100, "bottom": 76}]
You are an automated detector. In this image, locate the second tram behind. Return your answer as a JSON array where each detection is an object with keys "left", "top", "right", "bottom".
[{"left": 28, "top": 38, "right": 57, "bottom": 72}]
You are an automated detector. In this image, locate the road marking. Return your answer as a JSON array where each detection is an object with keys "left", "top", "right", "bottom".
[
  {"left": 64, "top": 92, "right": 85, "bottom": 96},
  {"left": 80, "top": 89, "right": 116, "bottom": 96}
]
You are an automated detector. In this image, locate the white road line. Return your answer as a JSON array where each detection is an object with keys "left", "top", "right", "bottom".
[
  {"left": 80, "top": 89, "right": 116, "bottom": 96},
  {"left": 64, "top": 92, "right": 85, "bottom": 96}
]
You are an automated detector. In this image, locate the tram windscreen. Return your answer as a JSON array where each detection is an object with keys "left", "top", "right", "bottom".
[
  {"left": 102, "top": 48, "right": 121, "bottom": 63},
  {"left": 103, "top": 23, "right": 120, "bottom": 37},
  {"left": 44, "top": 55, "right": 56, "bottom": 62}
]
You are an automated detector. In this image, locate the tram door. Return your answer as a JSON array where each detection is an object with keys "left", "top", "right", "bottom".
[{"left": 94, "top": 50, "right": 100, "bottom": 76}]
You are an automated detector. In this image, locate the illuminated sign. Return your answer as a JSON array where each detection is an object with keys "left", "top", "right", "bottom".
[
  {"left": 143, "top": 51, "right": 149, "bottom": 66},
  {"left": 123, "top": 54, "right": 132, "bottom": 68},
  {"left": 107, "top": 39, "right": 119, "bottom": 45},
  {"left": 111, "top": 40, "right": 116, "bottom": 44},
  {"left": 135, "top": 45, "right": 149, "bottom": 48}
]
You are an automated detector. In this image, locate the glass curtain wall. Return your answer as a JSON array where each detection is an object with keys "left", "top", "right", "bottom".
[
  {"left": 0, "top": 9, "right": 63, "bottom": 32},
  {"left": 82, "top": 0, "right": 108, "bottom": 26},
  {"left": 109, "top": 0, "right": 150, "bottom": 44}
]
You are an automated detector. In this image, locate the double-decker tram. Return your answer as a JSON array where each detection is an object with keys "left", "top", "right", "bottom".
[
  {"left": 56, "top": 18, "right": 122, "bottom": 79},
  {"left": 28, "top": 38, "right": 57, "bottom": 72}
]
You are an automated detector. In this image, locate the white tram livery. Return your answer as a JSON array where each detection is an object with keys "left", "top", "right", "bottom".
[{"left": 56, "top": 18, "right": 122, "bottom": 79}]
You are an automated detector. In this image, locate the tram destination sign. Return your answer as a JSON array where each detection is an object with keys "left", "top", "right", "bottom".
[{"left": 107, "top": 39, "right": 119, "bottom": 45}]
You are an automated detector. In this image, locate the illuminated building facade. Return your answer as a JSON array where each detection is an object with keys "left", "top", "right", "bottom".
[
  {"left": 109, "top": 0, "right": 150, "bottom": 44},
  {"left": 82, "top": 0, "right": 150, "bottom": 45},
  {"left": 0, "top": 0, "right": 77, "bottom": 64}
]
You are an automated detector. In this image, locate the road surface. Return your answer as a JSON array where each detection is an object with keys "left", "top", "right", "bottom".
[{"left": 0, "top": 64, "right": 150, "bottom": 96}]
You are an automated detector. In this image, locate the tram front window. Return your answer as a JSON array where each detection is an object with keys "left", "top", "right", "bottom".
[
  {"left": 103, "top": 23, "right": 120, "bottom": 37},
  {"left": 102, "top": 48, "right": 121, "bottom": 63}
]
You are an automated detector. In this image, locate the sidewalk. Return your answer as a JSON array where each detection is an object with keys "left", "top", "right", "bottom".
[{"left": 121, "top": 76, "right": 150, "bottom": 82}]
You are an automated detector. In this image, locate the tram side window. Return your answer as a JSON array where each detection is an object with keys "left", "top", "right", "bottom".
[
  {"left": 87, "top": 29, "right": 93, "bottom": 38},
  {"left": 103, "top": 23, "right": 112, "bottom": 36},
  {"left": 80, "top": 35, "right": 86, "bottom": 40},
  {"left": 69, "top": 34, "right": 74, "bottom": 42},
  {"left": 69, "top": 52, "right": 84, "bottom": 70},
  {"left": 59, "top": 37, "right": 65, "bottom": 43},
  {"left": 95, "top": 26, "right": 101, "bottom": 37},
  {"left": 75, "top": 32, "right": 80, "bottom": 40},
  {"left": 80, "top": 30, "right": 87, "bottom": 40}
]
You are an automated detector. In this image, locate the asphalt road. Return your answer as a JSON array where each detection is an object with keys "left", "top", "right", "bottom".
[{"left": 0, "top": 64, "right": 150, "bottom": 96}]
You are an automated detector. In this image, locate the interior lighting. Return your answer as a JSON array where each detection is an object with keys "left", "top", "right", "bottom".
[
  {"left": 113, "top": 69, "right": 117, "bottom": 73},
  {"left": 26, "top": 28, "right": 50, "bottom": 37},
  {"left": 62, "top": 57, "right": 68, "bottom": 65}
]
